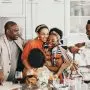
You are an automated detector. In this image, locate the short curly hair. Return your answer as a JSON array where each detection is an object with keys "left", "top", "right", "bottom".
[{"left": 28, "top": 48, "right": 45, "bottom": 68}]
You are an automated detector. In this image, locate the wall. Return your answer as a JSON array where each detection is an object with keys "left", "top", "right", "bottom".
[{"left": 26, "top": 0, "right": 65, "bottom": 39}]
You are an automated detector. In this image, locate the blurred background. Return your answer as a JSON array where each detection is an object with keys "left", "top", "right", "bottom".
[{"left": 0, "top": 0, "right": 90, "bottom": 46}]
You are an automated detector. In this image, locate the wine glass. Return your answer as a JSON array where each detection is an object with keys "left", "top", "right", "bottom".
[
  {"left": 0, "top": 66, "right": 4, "bottom": 85},
  {"left": 15, "top": 71, "right": 23, "bottom": 84}
]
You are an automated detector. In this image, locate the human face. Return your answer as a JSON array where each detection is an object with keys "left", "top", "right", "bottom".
[
  {"left": 48, "top": 34, "right": 58, "bottom": 48},
  {"left": 7, "top": 25, "right": 19, "bottom": 40},
  {"left": 50, "top": 31, "right": 61, "bottom": 40},
  {"left": 38, "top": 28, "right": 49, "bottom": 43},
  {"left": 86, "top": 24, "right": 90, "bottom": 39},
  {"left": 26, "top": 76, "right": 37, "bottom": 86}
]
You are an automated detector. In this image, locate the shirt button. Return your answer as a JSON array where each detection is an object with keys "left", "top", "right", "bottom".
[
  {"left": 9, "top": 63, "right": 11, "bottom": 65},
  {"left": 7, "top": 71, "right": 9, "bottom": 73}
]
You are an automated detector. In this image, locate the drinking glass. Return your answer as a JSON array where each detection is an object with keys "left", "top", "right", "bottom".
[{"left": 15, "top": 71, "right": 23, "bottom": 84}]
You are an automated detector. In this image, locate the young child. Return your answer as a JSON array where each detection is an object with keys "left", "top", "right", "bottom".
[{"left": 23, "top": 48, "right": 54, "bottom": 89}]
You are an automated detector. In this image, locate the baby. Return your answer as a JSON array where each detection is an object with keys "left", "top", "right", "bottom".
[
  {"left": 22, "top": 75, "right": 38, "bottom": 90},
  {"left": 45, "top": 34, "right": 64, "bottom": 69}
]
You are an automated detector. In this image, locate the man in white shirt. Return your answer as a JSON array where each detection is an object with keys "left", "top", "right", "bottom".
[
  {"left": 70, "top": 20, "right": 90, "bottom": 66},
  {"left": 0, "top": 21, "right": 24, "bottom": 82}
]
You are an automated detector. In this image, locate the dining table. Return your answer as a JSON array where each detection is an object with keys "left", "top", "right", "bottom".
[
  {"left": 0, "top": 81, "right": 22, "bottom": 90},
  {"left": 1, "top": 66, "right": 90, "bottom": 90}
]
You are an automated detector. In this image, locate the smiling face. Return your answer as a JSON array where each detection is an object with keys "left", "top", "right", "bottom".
[
  {"left": 38, "top": 28, "right": 49, "bottom": 43},
  {"left": 6, "top": 24, "right": 19, "bottom": 40},
  {"left": 48, "top": 34, "right": 59, "bottom": 49},
  {"left": 50, "top": 31, "right": 61, "bottom": 40}
]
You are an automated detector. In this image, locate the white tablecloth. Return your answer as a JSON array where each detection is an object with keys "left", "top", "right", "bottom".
[{"left": 0, "top": 81, "right": 21, "bottom": 90}]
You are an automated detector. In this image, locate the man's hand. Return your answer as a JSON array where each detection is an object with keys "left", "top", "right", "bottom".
[
  {"left": 69, "top": 46, "right": 80, "bottom": 54},
  {"left": 75, "top": 42, "right": 85, "bottom": 48}
]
